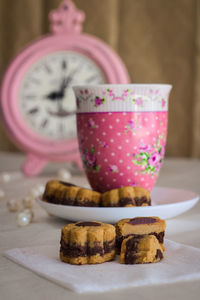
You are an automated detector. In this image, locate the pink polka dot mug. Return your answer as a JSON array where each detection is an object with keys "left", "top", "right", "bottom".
[{"left": 73, "top": 84, "right": 172, "bottom": 192}]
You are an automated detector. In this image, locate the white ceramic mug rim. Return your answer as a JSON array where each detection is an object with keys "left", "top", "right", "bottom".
[
  {"left": 73, "top": 83, "right": 172, "bottom": 89},
  {"left": 73, "top": 84, "right": 172, "bottom": 112}
]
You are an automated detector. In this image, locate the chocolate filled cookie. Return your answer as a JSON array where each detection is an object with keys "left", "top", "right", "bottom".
[
  {"left": 60, "top": 221, "right": 116, "bottom": 265},
  {"left": 42, "top": 180, "right": 101, "bottom": 207},
  {"left": 120, "top": 235, "right": 164, "bottom": 264},
  {"left": 101, "top": 186, "right": 151, "bottom": 207},
  {"left": 116, "top": 216, "right": 166, "bottom": 254}
]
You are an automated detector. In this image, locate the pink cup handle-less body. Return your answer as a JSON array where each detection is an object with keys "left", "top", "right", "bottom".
[
  {"left": 77, "top": 111, "right": 167, "bottom": 192},
  {"left": 74, "top": 84, "right": 172, "bottom": 192}
]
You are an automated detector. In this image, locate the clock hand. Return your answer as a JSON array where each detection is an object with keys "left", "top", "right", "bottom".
[
  {"left": 58, "top": 66, "right": 81, "bottom": 95},
  {"left": 44, "top": 78, "right": 68, "bottom": 101},
  {"left": 58, "top": 65, "right": 82, "bottom": 96},
  {"left": 45, "top": 75, "right": 77, "bottom": 117},
  {"left": 51, "top": 76, "right": 71, "bottom": 111},
  {"left": 45, "top": 68, "right": 78, "bottom": 102},
  {"left": 45, "top": 91, "right": 61, "bottom": 100},
  {"left": 59, "top": 77, "right": 70, "bottom": 94},
  {"left": 56, "top": 77, "right": 70, "bottom": 112}
]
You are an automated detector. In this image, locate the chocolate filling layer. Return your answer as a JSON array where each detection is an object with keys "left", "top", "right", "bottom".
[
  {"left": 73, "top": 199, "right": 99, "bottom": 207},
  {"left": 106, "top": 196, "right": 151, "bottom": 207},
  {"left": 155, "top": 249, "right": 163, "bottom": 260},
  {"left": 43, "top": 194, "right": 73, "bottom": 205},
  {"left": 76, "top": 222, "right": 101, "bottom": 227},
  {"left": 44, "top": 195, "right": 99, "bottom": 207},
  {"left": 124, "top": 237, "right": 163, "bottom": 264},
  {"left": 124, "top": 237, "right": 140, "bottom": 264},
  {"left": 135, "top": 196, "right": 151, "bottom": 206},
  {"left": 60, "top": 240, "right": 86, "bottom": 257},
  {"left": 116, "top": 231, "right": 165, "bottom": 253},
  {"left": 119, "top": 197, "right": 133, "bottom": 206},
  {"left": 60, "top": 239, "right": 115, "bottom": 258},
  {"left": 128, "top": 217, "right": 157, "bottom": 225}
]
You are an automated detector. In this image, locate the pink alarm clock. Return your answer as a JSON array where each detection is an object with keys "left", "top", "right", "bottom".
[{"left": 0, "top": 0, "right": 130, "bottom": 176}]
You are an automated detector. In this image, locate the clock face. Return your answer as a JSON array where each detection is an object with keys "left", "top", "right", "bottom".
[{"left": 19, "top": 51, "right": 105, "bottom": 141}]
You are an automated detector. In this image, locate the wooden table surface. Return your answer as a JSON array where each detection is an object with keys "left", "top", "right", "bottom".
[{"left": 0, "top": 152, "right": 200, "bottom": 300}]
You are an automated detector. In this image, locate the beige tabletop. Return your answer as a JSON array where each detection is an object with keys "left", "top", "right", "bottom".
[{"left": 0, "top": 152, "right": 200, "bottom": 300}]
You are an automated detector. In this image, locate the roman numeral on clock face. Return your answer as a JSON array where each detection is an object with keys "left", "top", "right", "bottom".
[
  {"left": 41, "top": 119, "right": 48, "bottom": 128},
  {"left": 62, "top": 60, "right": 67, "bottom": 70},
  {"left": 28, "top": 107, "right": 39, "bottom": 114}
]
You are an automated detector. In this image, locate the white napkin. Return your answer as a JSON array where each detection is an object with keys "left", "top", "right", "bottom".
[{"left": 4, "top": 240, "right": 200, "bottom": 294}]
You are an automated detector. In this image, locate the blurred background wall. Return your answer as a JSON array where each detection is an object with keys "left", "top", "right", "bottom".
[{"left": 0, "top": 0, "right": 200, "bottom": 157}]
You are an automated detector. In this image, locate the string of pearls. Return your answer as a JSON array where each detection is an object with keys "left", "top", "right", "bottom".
[
  {"left": 6, "top": 183, "right": 45, "bottom": 227},
  {"left": 2, "top": 168, "right": 71, "bottom": 227},
  {"left": 0, "top": 171, "right": 22, "bottom": 183}
]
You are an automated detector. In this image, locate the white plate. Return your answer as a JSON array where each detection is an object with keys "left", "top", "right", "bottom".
[{"left": 38, "top": 187, "right": 199, "bottom": 223}]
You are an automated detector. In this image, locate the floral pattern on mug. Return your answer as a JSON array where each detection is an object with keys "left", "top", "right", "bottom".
[
  {"left": 102, "top": 88, "right": 132, "bottom": 101},
  {"left": 96, "top": 138, "right": 109, "bottom": 149},
  {"left": 78, "top": 90, "right": 90, "bottom": 101},
  {"left": 149, "top": 89, "right": 167, "bottom": 109},
  {"left": 132, "top": 96, "right": 144, "bottom": 107},
  {"left": 80, "top": 89, "right": 89, "bottom": 95},
  {"left": 77, "top": 110, "right": 168, "bottom": 192},
  {"left": 161, "top": 98, "right": 166, "bottom": 108},
  {"left": 75, "top": 86, "right": 170, "bottom": 112},
  {"left": 81, "top": 146, "right": 100, "bottom": 172},
  {"left": 149, "top": 89, "right": 159, "bottom": 100},
  {"left": 124, "top": 120, "right": 139, "bottom": 134},
  {"left": 132, "top": 135, "right": 165, "bottom": 176},
  {"left": 88, "top": 118, "right": 98, "bottom": 128},
  {"left": 76, "top": 89, "right": 92, "bottom": 108},
  {"left": 93, "top": 96, "right": 105, "bottom": 107},
  {"left": 109, "top": 165, "right": 119, "bottom": 173}
]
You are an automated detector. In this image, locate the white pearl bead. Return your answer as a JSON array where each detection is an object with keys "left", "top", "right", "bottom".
[
  {"left": 29, "top": 188, "right": 39, "bottom": 199},
  {"left": 0, "top": 189, "right": 5, "bottom": 199},
  {"left": 57, "top": 169, "right": 71, "bottom": 181},
  {"left": 0, "top": 172, "right": 11, "bottom": 183},
  {"left": 34, "top": 184, "right": 45, "bottom": 195},
  {"left": 17, "top": 210, "right": 33, "bottom": 227},
  {"left": 23, "top": 209, "right": 34, "bottom": 220},
  {"left": 7, "top": 199, "right": 19, "bottom": 212},
  {"left": 22, "top": 195, "right": 35, "bottom": 209},
  {"left": 28, "top": 184, "right": 44, "bottom": 199}
]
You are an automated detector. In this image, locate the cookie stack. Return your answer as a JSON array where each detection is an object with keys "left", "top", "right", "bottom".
[
  {"left": 59, "top": 217, "right": 166, "bottom": 265},
  {"left": 116, "top": 217, "right": 166, "bottom": 264}
]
